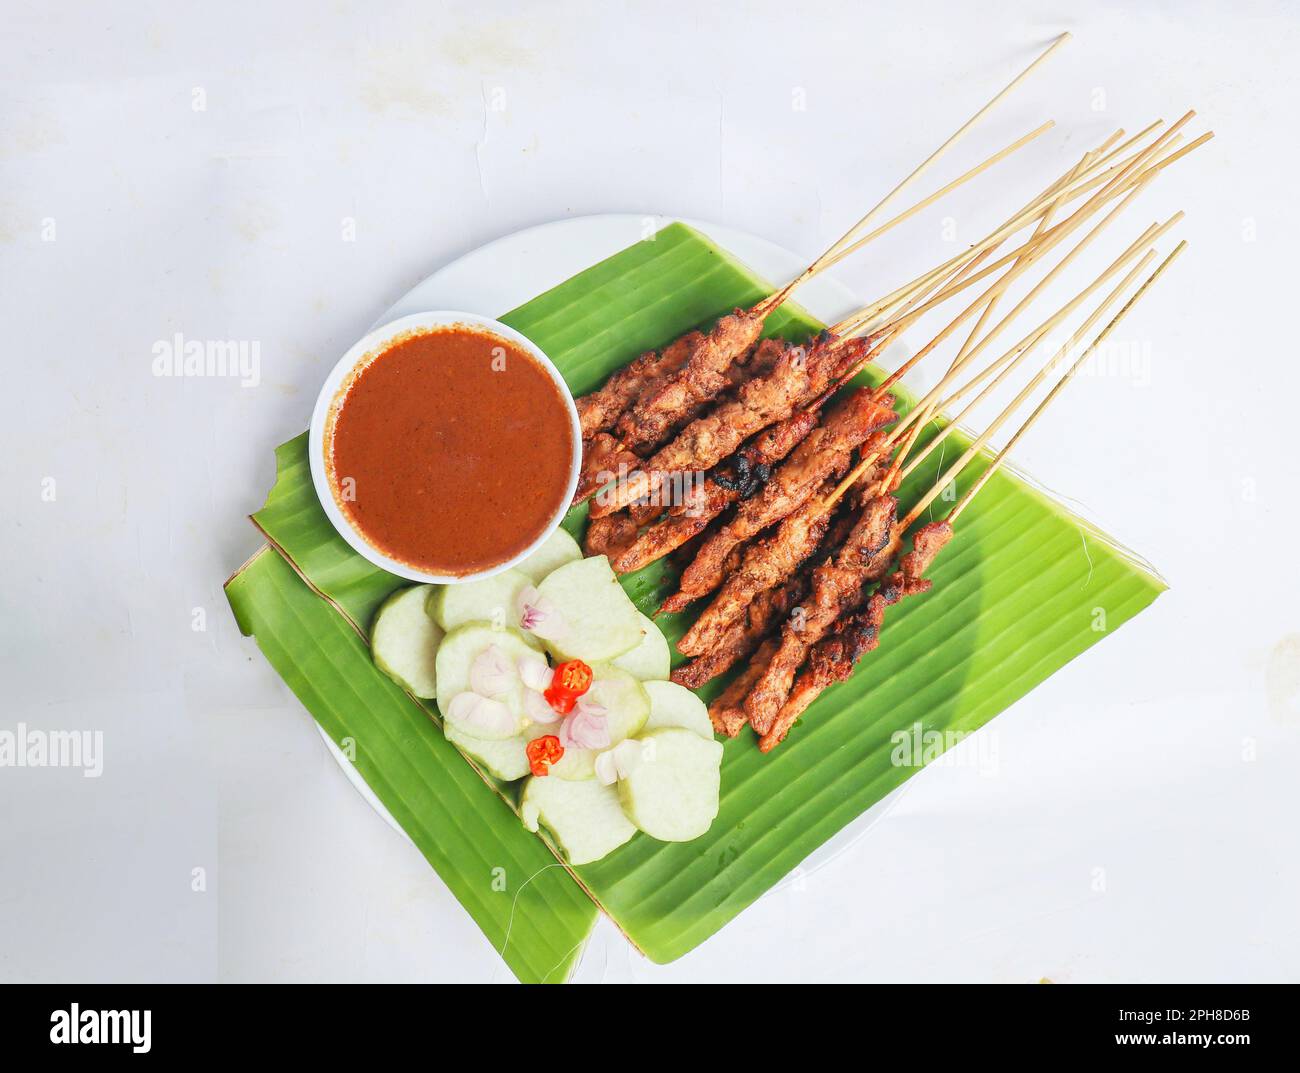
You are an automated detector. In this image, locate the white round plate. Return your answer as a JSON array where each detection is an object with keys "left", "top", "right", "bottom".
[{"left": 321, "top": 214, "right": 913, "bottom": 875}]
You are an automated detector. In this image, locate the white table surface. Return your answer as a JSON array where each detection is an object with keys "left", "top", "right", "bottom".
[{"left": 2, "top": 0, "right": 1297, "bottom": 983}]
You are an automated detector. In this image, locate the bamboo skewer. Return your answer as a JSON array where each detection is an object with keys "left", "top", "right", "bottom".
[
  {"left": 822, "top": 121, "right": 1143, "bottom": 278},
  {"left": 824, "top": 212, "right": 1178, "bottom": 511},
  {"left": 899, "top": 240, "right": 1177, "bottom": 530},
  {"left": 922, "top": 206, "right": 1180, "bottom": 419},
  {"left": 892, "top": 124, "right": 1203, "bottom": 324},
  {"left": 742, "top": 242, "right": 1187, "bottom": 752},
  {"left": 789, "top": 34, "right": 1070, "bottom": 280},
  {"left": 825, "top": 124, "right": 1145, "bottom": 383},
  {"left": 902, "top": 246, "right": 1156, "bottom": 512},
  {"left": 945, "top": 242, "right": 1187, "bottom": 523},
  {"left": 846, "top": 112, "right": 1202, "bottom": 335},
  {"left": 813, "top": 120, "right": 1054, "bottom": 268},
  {"left": 577, "top": 112, "right": 1067, "bottom": 496},
  {"left": 870, "top": 146, "right": 1112, "bottom": 398},
  {"left": 874, "top": 115, "right": 1188, "bottom": 318},
  {"left": 897, "top": 248, "right": 1156, "bottom": 490},
  {"left": 884, "top": 166, "right": 1159, "bottom": 442},
  {"left": 755, "top": 119, "right": 1058, "bottom": 319},
  {"left": 879, "top": 146, "right": 1093, "bottom": 491}
]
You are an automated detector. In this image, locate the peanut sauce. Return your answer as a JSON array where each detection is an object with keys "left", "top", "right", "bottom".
[{"left": 327, "top": 325, "right": 575, "bottom": 576}]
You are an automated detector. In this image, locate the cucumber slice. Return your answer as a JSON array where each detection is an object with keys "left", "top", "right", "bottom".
[
  {"left": 617, "top": 728, "right": 723, "bottom": 842},
  {"left": 550, "top": 664, "right": 650, "bottom": 781},
  {"left": 514, "top": 527, "right": 582, "bottom": 584},
  {"left": 611, "top": 612, "right": 671, "bottom": 681},
  {"left": 428, "top": 569, "right": 534, "bottom": 642},
  {"left": 535, "top": 556, "right": 643, "bottom": 662},
  {"left": 370, "top": 585, "right": 444, "bottom": 699},
  {"left": 521, "top": 776, "right": 636, "bottom": 865},
  {"left": 434, "top": 623, "right": 541, "bottom": 739},
  {"left": 643, "top": 680, "right": 713, "bottom": 740},
  {"left": 445, "top": 722, "right": 549, "bottom": 783}
]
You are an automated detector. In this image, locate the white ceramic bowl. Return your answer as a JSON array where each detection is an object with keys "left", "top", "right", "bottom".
[{"left": 308, "top": 310, "right": 581, "bottom": 585}]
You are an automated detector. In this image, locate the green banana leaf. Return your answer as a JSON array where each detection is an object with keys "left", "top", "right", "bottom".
[
  {"left": 225, "top": 547, "right": 598, "bottom": 983},
  {"left": 238, "top": 221, "right": 1165, "bottom": 967}
]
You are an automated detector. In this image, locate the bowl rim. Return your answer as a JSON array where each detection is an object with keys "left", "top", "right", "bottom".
[{"left": 308, "top": 310, "right": 582, "bottom": 585}]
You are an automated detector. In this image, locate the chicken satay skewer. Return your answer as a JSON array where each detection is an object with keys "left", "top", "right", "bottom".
[
  {"left": 595, "top": 147, "right": 1125, "bottom": 526},
  {"left": 759, "top": 243, "right": 1187, "bottom": 751},
  {"left": 739, "top": 173, "right": 1081, "bottom": 729},
  {"left": 603, "top": 243, "right": 972, "bottom": 556},
  {"left": 593, "top": 127, "right": 1203, "bottom": 521},
  {"left": 660, "top": 391, "right": 895, "bottom": 612},
  {"left": 740, "top": 152, "right": 1103, "bottom": 729},
  {"left": 627, "top": 199, "right": 1130, "bottom": 582},
  {"left": 597, "top": 229, "right": 1034, "bottom": 528},
  {"left": 608, "top": 270, "right": 975, "bottom": 577},
  {"left": 574, "top": 116, "right": 1055, "bottom": 449},
  {"left": 612, "top": 236, "right": 989, "bottom": 574},
  {"left": 694, "top": 459, "right": 894, "bottom": 733},
  {"left": 659, "top": 206, "right": 1024, "bottom": 598},
  {"left": 580, "top": 120, "right": 1060, "bottom": 462}
]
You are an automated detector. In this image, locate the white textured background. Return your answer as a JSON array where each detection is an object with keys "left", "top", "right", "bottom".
[{"left": 2, "top": 0, "right": 1297, "bottom": 983}]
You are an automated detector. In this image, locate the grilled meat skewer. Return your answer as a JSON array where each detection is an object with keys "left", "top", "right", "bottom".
[
  {"left": 591, "top": 334, "right": 867, "bottom": 519},
  {"left": 662, "top": 392, "right": 895, "bottom": 612},
  {"left": 744, "top": 493, "right": 901, "bottom": 733},
  {"left": 609, "top": 405, "right": 823, "bottom": 575},
  {"left": 675, "top": 473, "right": 841, "bottom": 657},
  {"left": 759, "top": 520, "right": 952, "bottom": 751}
]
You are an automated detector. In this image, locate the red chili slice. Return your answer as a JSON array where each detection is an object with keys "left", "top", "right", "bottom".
[
  {"left": 544, "top": 659, "right": 594, "bottom": 715},
  {"left": 526, "top": 735, "right": 564, "bottom": 777}
]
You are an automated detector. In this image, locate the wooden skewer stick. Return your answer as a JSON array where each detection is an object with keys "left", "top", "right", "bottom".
[
  {"left": 900, "top": 241, "right": 1176, "bottom": 530},
  {"left": 887, "top": 165, "right": 1158, "bottom": 441},
  {"left": 880, "top": 146, "right": 1095, "bottom": 490},
  {"left": 860, "top": 131, "right": 1138, "bottom": 403},
  {"left": 825, "top": 213, "right": 1176, "bottom": 510},
  {"left": 924, "top": 206, "right": 1180, "bottom": 420},
  {"left": 850, "top": 111, "right": 1199, "bottom": 335},
  {"left": 899, "top": 246, "right": 1157, "bottom": 493},
  {"left": 871, "top": 115, "right": 1188, "bottom": 321},
  {"left": 947, "top": 241, "right": 1188, "bottom": 522},
  {"left": 827, "top": 121, "right": 1161, "bottom": 282},
  {"left": 828, "top": 225, "right": 1005, "bottom": 356},
  {"left": 814, "top": 120, "right": 1054, "bottom": 272},
  {"left": 825, "top": 122, "right": 1087, "bottom": 340},
  {"left": 828, "top": 124, "right": 1145, "bottom": 379},
  {"left": 755, "top": 119, "right": 1058, "bottom": 319},
  {"left": 797, "top": 34, "right": 1069, "bottom": 273},
  {"left": 880, "top": 125, "right": 1205, "bottom": 329},
  {"left": 871, "top": 151, "right": 1111, "bottom": 398}
]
